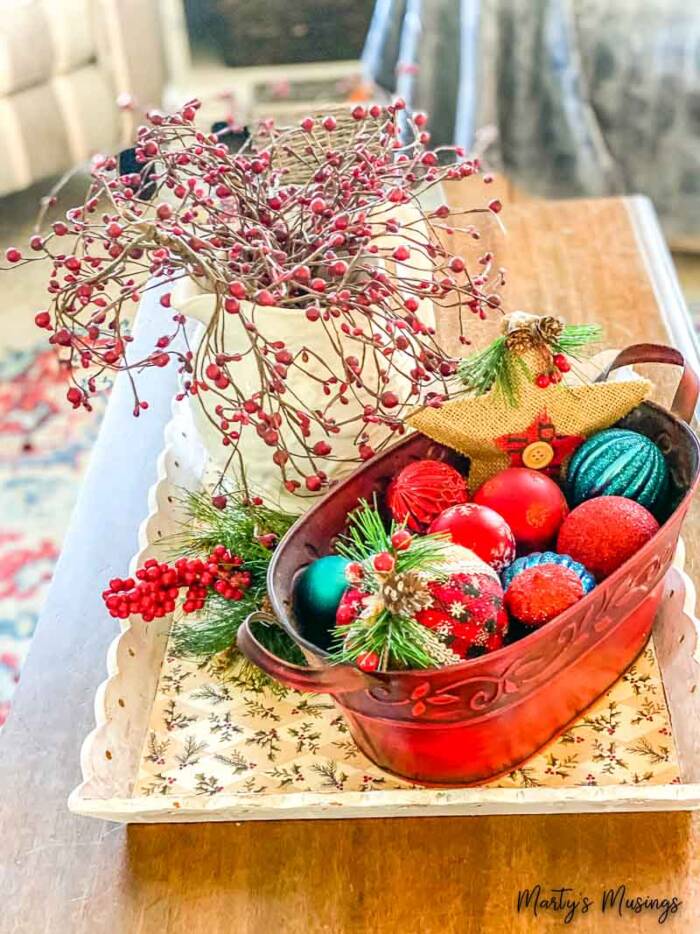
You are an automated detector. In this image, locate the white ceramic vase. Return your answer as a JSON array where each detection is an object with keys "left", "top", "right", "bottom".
[{"left": 172, "top": 205, "right": 436, "bottom": 512}]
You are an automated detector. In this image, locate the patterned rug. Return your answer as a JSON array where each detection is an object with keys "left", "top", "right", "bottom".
[{"left": 0, "top": 342, "right": 108, "bottom": 726}]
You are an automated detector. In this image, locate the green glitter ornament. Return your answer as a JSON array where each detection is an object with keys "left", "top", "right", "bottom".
[
  {"left": 293, "top": 555, "right": 351, "bottom": 651},
  {"left": 566, "top": 428, "right": 669, "bottom": 516}
]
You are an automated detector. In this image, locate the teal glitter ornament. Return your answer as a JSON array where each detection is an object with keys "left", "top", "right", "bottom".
[
  {"left": 501, "top": 551, "right": 596, "bottom": 594},
  {"left": 566, "top": 429, "right": 669, "bottom": 516},
  {"left": 293, "top": 555, "right": 351, "bottom": 651}
]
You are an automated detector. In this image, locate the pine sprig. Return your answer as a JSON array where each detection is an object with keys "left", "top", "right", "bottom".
[
  {"left": 551, "top": 323, "right": 602, "bottom": 356},
  {"left": 456, "top": 336, "right": 529, "bottom": 405},
  {"left": 330, "top": 499, "right": 460, "bottom": 671},
  {"left": 335, "top": 496, "right": 391, "bottom": 562},
  {"left": 169, "top": 490, "right": 300, "bottom": 660},
  {"left": 457, "top": 319, "right": 602, "bottom": 405}
]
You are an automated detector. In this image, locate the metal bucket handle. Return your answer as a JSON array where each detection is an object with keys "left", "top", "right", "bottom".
[
  {"left": 595, "top": 343, "right": 699, "bottom": 424},
  {"left": 237, "top": 611, "right": 369, "bottom": 695}
]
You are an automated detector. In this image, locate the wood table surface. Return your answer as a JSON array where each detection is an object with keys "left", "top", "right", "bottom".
[{"left": 2, "top": 191, "right": 699, "bottom": 933}]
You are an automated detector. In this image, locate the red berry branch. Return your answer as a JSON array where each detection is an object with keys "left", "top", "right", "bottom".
[
  {"left": 3, "top": 99, "right": 503, "bottom": 495},
  {"left": 102, "top": 547, "right": 250, "bottom": 622}
]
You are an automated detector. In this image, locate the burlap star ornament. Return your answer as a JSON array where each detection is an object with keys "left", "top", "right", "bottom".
[{"left": 408, "top": 351, "right": 651, "bottom": 492}]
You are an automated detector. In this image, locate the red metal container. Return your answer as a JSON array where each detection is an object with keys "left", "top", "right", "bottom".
[{"left": 238, "top": 345, "right": 700, "bottom": 785}]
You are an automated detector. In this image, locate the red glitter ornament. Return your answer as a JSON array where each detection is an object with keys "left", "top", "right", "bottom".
[
  {"left": 473, "top": 467, "right": 568, "bottom": 552},
  {"left": 386, "top": 459, "right": 469, "bottom": 532},
  {"left": 505, "top": 565, "right": 584, "bottom": 626},
  {"left": 429, "top": 503, "right": 516, "bottom": 572},
  {"left": 556, "top": 496, "right": 659, "bottom": 581}
]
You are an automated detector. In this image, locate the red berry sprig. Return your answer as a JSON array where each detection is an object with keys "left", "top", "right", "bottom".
[
  {"left": 534, "top": 352, "right": 571, "bottom": 389},
  {"left": 102, "top": 546, "right": 250, "bottom": 622}
]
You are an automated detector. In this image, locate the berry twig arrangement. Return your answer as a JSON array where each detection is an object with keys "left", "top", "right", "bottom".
[
  {"left": 331, "top": 499, "right": 461, "bottom": 672},
  {"left": 2, "top": 99, "right": 503, "bottom": 500},
  {"left": 457, "top": 312, "right": 601, "bottom": 404},
  {"left": 102, "top": 490, "right": 302, "bottom": 665}
]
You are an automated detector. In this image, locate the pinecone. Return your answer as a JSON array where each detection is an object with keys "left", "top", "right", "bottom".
[
  {"left": 537, "top": 315, "right": 564, "bottom": 342},
  {"left": 379, "top": 570, "right": 433, "bottom": 618},
  {"left": 504, "top": 326, "right": 537, "bottom": 354}
]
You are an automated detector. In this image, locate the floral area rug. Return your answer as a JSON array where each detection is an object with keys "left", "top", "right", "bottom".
[{"left": 0, "top": 342, "right": 108, "bottom": 727}]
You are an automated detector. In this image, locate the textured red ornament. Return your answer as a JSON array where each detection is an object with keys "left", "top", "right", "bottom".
[
  {"left": 505, "top": 564, "right": 584, "bottom": 626},
  {"left": 428, "top": 503, "right": 516, "bottom": 572},
  {"left": 386, "top": 459, "right": 469, "bottom": 531},
  {"left": 335, "top": 565, "right": 507, "bottom": 659},
  {"left": 557, "top": 495, "right": 659, "bottom": 581},
  {"left": 495, "top": 410, "right": 583, "bottom": 475},
  {"left": 417, "top": 572, "right": 508, "bottom": 657},
  {"left": 473, "top": 467, "right": 569, "bottom": 552}
]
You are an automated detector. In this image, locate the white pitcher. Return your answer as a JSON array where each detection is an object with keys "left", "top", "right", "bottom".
[{"left": 172, "top": 204, "right": 436, "bottom": 511}]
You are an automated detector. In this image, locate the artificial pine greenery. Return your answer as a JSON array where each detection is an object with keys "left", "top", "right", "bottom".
[
  {"left": 330, "top": 499, "right": 460, "bottom": 671},
  {"left": 456, "top": 335, "right": 529, "bottom": 405},
  {"left": 457, "top": 321, "right": 602, "bottom": 405},
  {"left": 169, "top": 490, "right": 304, "bottom": 664},
  {"left": 550, "top": 323, "right": 602, "bottom": 355}
]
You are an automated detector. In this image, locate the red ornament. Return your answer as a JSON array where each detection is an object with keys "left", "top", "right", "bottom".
[
  {"left": 417, "top": 570, "right": 508, "bottom": 657},
  {"left": 429, "top": 503, "right": 516, "bottom": 572},
  {"left": 505, "top": 565, "right": 584, "bottom": 626},
  {"left": 386, "top": 459, "right": 469, "bottom": 532},
  {"left": 557, "top": 496, "right": 659, "bottom": 581},
  {"left": 357, "top": 651, "right": 380, "bottom": 672},
  {"left": 335, "top": 547, "right": 507, "bottom": 660},
  {"left": 473, "top": 467, "right": 568, "bottom": 552}
]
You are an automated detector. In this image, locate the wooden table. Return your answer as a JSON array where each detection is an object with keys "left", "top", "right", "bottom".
[{"left": 2, "top": 194, "right": 699, "bottom": 933}]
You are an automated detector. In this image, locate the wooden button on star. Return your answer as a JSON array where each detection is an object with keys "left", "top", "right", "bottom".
[{"left": 522, "top": 440, "right": 554, "bottom": 470}]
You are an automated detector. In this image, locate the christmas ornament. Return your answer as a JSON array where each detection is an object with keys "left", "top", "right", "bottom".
[
  {"left": 501, "top": 551, "right": 596, "bottom": 594},
  {"left": 331, "top": 499, "right": 506, "bottom": 669},
  {"left": 428, "top": 502, "right": 516, "bottom": 571},
  {"left": 415, "top": 564, "right": 508, "bottom": 657},
  {"left": 556, "top": 496, "right": 660, "bottom": 580},
  {"left": 294, "top": 555, "right": 352, "bottom": 650},
  {"left": 473, "top": 467, "right": 569, "bottom": 552},
  {"left": 408, "top": 313, "right": 652, "bottom": 492},
  {"left": 566, "top": 428, "right": 670, "bottom": 516},
  {"left": 386, "top": 459, "right": 469, "bottom": 531},
  {"left": 505, "top": 564, "right": 584, "bottom": 626}
]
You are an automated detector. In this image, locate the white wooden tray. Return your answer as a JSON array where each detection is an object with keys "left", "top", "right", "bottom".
[{"left": 69, "top": 400, "right": 700, "bottom": 822}]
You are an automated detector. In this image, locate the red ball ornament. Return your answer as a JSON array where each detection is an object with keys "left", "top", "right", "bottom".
[
  {"left": 429, "top": 503, "right": 516, "bottom": 572},
  {"left": 335, "top": 546, "right": 508, "bottom": 660},
  {"left": 505, "top": 565, "right": 584, "bottom": 626},
  {"left": 556, "top": 496, "right": 659, "bottom": 581},
  {"left": 386, "top": 459, "right": 469, "bottom": 532},
  {"left": 474, "top": 467, "right": 568, "bottom": 552},
  {"left": 417, "top": 570, "right": 508, "bottom": 657}
]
